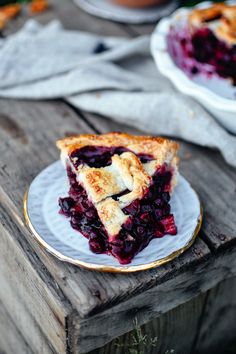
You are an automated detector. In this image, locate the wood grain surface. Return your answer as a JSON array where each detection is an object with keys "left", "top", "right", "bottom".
[{"left": 0, "top": 300, "right": 32, "bottom": 354}]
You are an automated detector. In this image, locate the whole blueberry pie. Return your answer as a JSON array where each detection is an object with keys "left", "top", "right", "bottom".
[
  {"left": 57, "top": 133, "right": 179, "bottom": 265},
  {"left": 167, "top": 3, "right": 236, "bottom": 85}
]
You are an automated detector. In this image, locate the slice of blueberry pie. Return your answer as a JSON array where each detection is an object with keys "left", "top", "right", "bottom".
[
  {"left": 57, "top": 133, "right": 179, "bottom": 265},
  {"left": 167, "top": 3, "right": 236, "bottom": 85}
]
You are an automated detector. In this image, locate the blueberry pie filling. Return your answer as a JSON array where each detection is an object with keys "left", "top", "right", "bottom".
[
  {"left": 57, "top": 133, "right": 179, "bottom": 265},
  {"left": 167, "top": 3, "right": 236, "bottom": 85}
]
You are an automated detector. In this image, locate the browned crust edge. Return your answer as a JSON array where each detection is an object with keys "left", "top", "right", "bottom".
[
  {"left": 188, "top": 3, "right": 236, "bottom": 45},
  {"left": 56, "top": 132, "right": 179, "bottom": 163}
]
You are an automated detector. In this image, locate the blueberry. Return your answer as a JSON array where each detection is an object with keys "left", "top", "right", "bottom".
[
  {"left": 59, "top": 197, "right": 75, "bottom": 215},
  {"left": 191, "top": 66, "right": 199, "bottom": 74},
  {"left": 89, "top": 239, "right": 105, "bottom": 254},
  {"left": 162, "top": 192, "right": 170, "bottom": 203}
]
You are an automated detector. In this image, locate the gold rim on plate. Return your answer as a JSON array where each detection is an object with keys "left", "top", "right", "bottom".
[{"left": 23, "top": 190, "right": 203, "bottom": 273}]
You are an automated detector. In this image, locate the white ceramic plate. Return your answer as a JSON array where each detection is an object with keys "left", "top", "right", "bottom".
[
  {"left": 150, "top": 1, "right": 236, "bottom": 134},
  {"left": 24, "top": 161, "right": 202, "bottom": 272},
  {"left": 73, "top": 0, "right": 178, "bottom": 24}
]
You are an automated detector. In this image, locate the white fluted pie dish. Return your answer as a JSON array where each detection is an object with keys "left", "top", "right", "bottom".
[{"left": 151, "top": 1, "right": 236, "bottom": 134}]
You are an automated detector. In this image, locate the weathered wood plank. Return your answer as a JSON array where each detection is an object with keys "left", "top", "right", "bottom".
[
  {"left": 193, "top": 276, "right": 236, "bottom": 354},
  {"left": 180, "top": 144, "right": 236, "bottom": 251},
  {"left": 0, "top": 300, "right": 32, "bottom": 354},
  {"left": 89, "top": 291, "right": 208, "bottom": 354},
  {"left": 89, "top": 276, "right": 236, "bottom": 354},
  {"left": 0, "top": 99, "right": 93, "bottom": 206},
  {"left": 0, "top": 204, "right": 71, "bottom": 354},
  {"left": 82, "top": 112, "right": 236, "bottom": 252}
]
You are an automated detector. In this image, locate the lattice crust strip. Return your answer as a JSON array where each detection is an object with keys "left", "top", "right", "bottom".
[{"left": 74, "top": 152, "right": 153, "bottom": 237}]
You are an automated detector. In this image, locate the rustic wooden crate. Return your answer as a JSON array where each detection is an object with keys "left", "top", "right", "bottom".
[{"left": 0, "top": 1, "right": 236, "bottom": 353}]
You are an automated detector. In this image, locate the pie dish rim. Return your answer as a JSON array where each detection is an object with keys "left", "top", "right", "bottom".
[{"left": 23, "top": 172, "right": 203, "bottom": 273}]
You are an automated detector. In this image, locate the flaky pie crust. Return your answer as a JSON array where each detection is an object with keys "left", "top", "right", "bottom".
[
  {"left": 57, "top": 132, "right": 179, "bottom": 166},
  {"left": 189, "top": 3, "right": 236, "bottom": 45}
]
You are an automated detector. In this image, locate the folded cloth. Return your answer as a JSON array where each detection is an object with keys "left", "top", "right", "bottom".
[{"left": 0, "top": 20, "right": 235, "bottom": 167}]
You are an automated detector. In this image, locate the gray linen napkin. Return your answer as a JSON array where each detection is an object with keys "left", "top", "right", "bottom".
[{"left": 1, "top": 20, "right": 235, "bottom": 167}]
